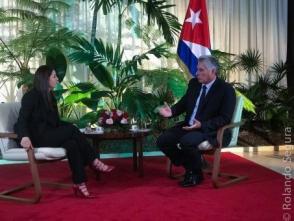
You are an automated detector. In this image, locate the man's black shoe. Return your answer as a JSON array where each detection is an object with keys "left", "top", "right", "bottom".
[
  {"left": 172, "top": 159, "right": 183, "bottom": 166},
  {"left": 179, "top": 171, "right": 204, "bottom": 187}
]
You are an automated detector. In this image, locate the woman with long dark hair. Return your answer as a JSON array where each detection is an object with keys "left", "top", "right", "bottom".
[{"left": 14, "top": 65, "right": 114, "bottom": 198}]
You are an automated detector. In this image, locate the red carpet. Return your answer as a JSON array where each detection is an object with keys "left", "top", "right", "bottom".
[{"left": 0, "top": 153, "right": 288, "bottom": 221}]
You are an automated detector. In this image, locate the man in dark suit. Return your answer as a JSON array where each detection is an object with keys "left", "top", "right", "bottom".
[{"left": 157, "top": 55, "right": 236, "bottom": 187}]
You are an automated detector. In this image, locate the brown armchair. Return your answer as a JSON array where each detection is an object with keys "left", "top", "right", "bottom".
[{"left": 167, "top": 96, "right": 247, "bottom": 188}]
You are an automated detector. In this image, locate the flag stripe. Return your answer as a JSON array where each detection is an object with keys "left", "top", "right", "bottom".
[
  {"left": 177, "top": 40, "right": 198, "bottom": 75},
  {"left": 177, "top": 0, "right": 211, "bottom": 76},
  {"left": 183, "top": 40, "right": 211, "bottom": 58}
]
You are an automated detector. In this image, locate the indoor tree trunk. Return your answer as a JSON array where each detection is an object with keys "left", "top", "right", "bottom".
[
  {"left": 90, "top": 1, "right": 99, "bottom": 44},
  {"left": 117, "top": 1, "right": 122, "bottom": 51}
]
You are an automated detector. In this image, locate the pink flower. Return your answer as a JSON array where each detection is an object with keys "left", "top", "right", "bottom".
[
  {"left": 106, "top": 118, "right": 114, "bottom": 125},
  {"left": 98, "top": 109, "right": 129, "bottom": 127},
  {"left": 116, "top": 110, "right": 123, "bottom": 117},
  {"left": 120, "top": 118, "right": 128, "bottom": 124}
]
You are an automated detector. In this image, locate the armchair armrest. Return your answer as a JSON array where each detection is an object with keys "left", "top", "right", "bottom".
[
  {"left": 216, "top": 122, "right": 244, "bottom": 149},
  {"left": 0, "top": 132, "right": 18, "bottom": 139}
]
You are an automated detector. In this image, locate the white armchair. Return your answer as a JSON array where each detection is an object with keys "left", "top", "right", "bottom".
[{"left": 0, "top": 102, "right": 68, "bottom": 204}]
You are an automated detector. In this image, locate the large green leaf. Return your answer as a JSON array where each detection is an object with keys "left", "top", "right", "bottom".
[
  {"left": 89, "top": 63, "right": 114, "bottom": 89},
  {"left": 69, "top": 37, "right": 123, "bottom": 67},
  {"left": 121, "top": 44, "right": 171, "bottom": 76},
  {"left": 270, "top": 61, "right": 287, "bottom": 85},
  {"left": 64, "top": 82, "right": 97, "bottom": 105},
  {"left": 73, "top": 82, "right": 96, "bottom": 92},
  {"left": 93, "top": 38, "right": 123, "bottom": 68},
  {"left": 64, "top": 91, "right": 91, "bottom": 105},
  {"left": 235, "top": 90, "right": 256, "bottom": 114},
  {"left": 75, "top": 111, "right": 99, "bottom": 128},
  {"left": 69, "top": 36, "right": 95, "bottom": 64},
  {"left": 46, "top": 47, "right": 67, "bottom": 82},
  {"left": 237, "top": 49, "right": 263, "bottom": 74},
  {"left": 121, "top": 87, "right": 158, "bottom": 120},
  {"left": 140, "top": 0, "right": 181, "bottom": 45},
  {"left": 80, "top": 98, "right": 99, "bottom": 111},
  {"left": 91, "top": 90, "right": 112, "bottom": 99},
  {"left": 80, "top": 90, "right": 111, "bottom": 111},
  {"left": 139, "top": 68, "right": 187, "bottom": 99}
]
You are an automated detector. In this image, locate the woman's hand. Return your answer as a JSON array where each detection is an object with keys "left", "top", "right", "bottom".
[{"left": 20, "top": 137, "right": 34, "bottom": 150}]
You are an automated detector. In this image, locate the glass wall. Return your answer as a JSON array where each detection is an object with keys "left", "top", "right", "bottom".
[{"left": 0, "top": 0, "right": 288, "bottom": 102}]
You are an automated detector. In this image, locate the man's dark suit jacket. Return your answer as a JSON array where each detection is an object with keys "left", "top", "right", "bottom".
[
  {"left": 14, "top": 88, "right": 62, "bottom": 145},
  {"left": 171, "top": 77, "right": 236, "bottom": 147}
]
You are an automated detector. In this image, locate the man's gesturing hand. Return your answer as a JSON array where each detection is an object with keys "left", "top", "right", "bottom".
[
  {"left": 158, "top": 102, "right": 172, "bottom": 118},
  {"left": 182, "top": 120, "right": 201, "bottom": 131}
]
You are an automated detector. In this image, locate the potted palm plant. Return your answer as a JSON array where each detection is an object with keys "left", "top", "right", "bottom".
[{"left": 64, "top": 0, "right": 181, "bottom": 128}]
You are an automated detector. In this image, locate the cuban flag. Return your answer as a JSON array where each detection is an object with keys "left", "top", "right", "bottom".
[{"left": 177, "top": 0, "right": 211, "bottom": 76}]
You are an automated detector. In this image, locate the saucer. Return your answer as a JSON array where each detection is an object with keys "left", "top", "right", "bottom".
[
  {"left": 129, "top": 128, "right": 151, "bottom": 132},
  {"left": 83, "top": 130, "right": 104, "bottom": 134},
  {"left": 79, "top": 128, "right": 86, "bottom": 133}
]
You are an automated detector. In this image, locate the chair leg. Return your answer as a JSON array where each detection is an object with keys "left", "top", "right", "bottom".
[
  {"left": 28, "top": 149, "right": 42, "bottom": 202},
  {"left": 166, "top": 158, "right": 184, "bottom": 179},
  {"left": 0, "top": 149, "right": 71, "bottom": 204},
  {"left": 166, "top": 158, "right": 172, "bottom": 177},
  {"left": 0, "top": 149, "right": 41, "bottom": 203},
  {"left": 0, "top": 182, "right": 36, "bottom": 203},
  {"left": 211, "top": 148, "right": 221, "bottom": 188},
  {"left": 211, "top": 148, "right": 247, "bottom": 188}
]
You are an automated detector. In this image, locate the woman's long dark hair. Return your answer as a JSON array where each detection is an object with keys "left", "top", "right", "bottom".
[{"left": 33, "top": 65, "right": 56, "bottom": 109}]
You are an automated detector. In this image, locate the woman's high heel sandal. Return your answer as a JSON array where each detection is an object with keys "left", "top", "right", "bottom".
[
  {"left": 73, "top": 183, "right": 95, "bottom": 198},
  {"left": 92, "top": 158, "right": 115, "bottom": 173}
]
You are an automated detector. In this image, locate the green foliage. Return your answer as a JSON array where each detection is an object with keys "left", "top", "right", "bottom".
[
  {"left": 54, "top": 81, "right": 110, "bottom": 126},
  {"left": 139, "top": 0, "right": 181, "bottom": 45},
  {"left": 211, "top": 49, "right": 238, "bottom": 80},
  {"left": 235, "top": 61, "right": 293, "bottom": 132},
  {"left": 0, "top": 0, "right": 78, "bottom": 88},
  {"left": 139, "top": 68, "right": 188, "bottom": 100},
  {"left": 59, "top": 0, "right": 181, "bottom": 127},
  {"left": 121, "top": 87, "right": 158, "bottom": 121},
  {"left": 237, "top": 49, "right": 263, "bottom": 74},
  {"left": 84, "top": 0, "right": 181, "bottom": 45},
  {"left": 89, "top": 63, "right": 114, "bottom": 89},
  {"left": 235, "top": 90, "right": 255, "bottom": 114},
  {"left": 76, "top": 111, "right": 100, "bottom": 128},
  {"left": 69, "top": 36, "right": 170, "bottom": 96},
  {"left": 46, "top": 47, "right": 67, "bottom": 82}
]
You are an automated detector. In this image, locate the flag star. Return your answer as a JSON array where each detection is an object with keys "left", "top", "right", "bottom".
[{"left": 185, "top": 9, "right": 202, "bottom": 29}]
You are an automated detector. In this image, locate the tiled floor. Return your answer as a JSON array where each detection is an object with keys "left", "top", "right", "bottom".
[{"left": 225, "top": 145, "right": 294, "bottom": 175}]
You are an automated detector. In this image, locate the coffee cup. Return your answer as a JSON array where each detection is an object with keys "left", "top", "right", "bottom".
[
  {"left": 131, "top": 125, "right": 138, "bottom": 131},
  {"left": 96, "top": 126, "right": 104, "bottom": 132}
]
